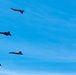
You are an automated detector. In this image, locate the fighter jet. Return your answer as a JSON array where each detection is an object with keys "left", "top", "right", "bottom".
[
  {"left": 0, "top": 31, "right": 12, "bottom": 36},
  {"left": 10, "top": 8, "right": 25, "bottom": 14},
  {"left": 0, "top": 64, "right": 2, "bottom": 66},
  {"left": 9, "top": 51, "right": 23, "bottom": 55}
]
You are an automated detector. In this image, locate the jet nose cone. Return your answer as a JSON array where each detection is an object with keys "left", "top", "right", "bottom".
[{"left": 10, "top": 8, "right": 12, "bottom": 9}]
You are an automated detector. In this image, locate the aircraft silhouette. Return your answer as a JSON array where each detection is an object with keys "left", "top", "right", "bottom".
[
  {"left": 9, "top": 51, "right": 23, "bottom": 55},
  {"left": 11, "top": 8, "right": 25, "bottom": 14},
  {"left": 0, "top": 31, "right": 12, "bottom": 36},
  {"left": 0, "top": 64, "right": 2, "bottom": 66}
]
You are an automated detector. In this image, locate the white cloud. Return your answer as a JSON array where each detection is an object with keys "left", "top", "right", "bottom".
[{"left": 0, "top": 70, "right": 76, "bottom": 75}]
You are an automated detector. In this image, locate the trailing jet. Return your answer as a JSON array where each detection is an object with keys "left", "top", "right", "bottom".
[
  {"left": 9, "top": 51, "right": 23, "bottom": 55},
  {"left": 0, "top": 31, "right": 12, "bottom": 36},
  {"left": 11, "top": 8, "right": 25, "bottom": 14}
]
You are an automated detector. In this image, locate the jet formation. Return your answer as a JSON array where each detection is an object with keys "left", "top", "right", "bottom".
[
  {"left": 9, "top": 51, "right": 23, "bottom": 55},
  {"left": 0, "top": 31, "right": 12, "bottom": 36},
  {"left": 11, "top": 8, "right": 25, "bottom": 14},
  {"left": 0, "top": 7, "right": 24, "bottom": 66}
]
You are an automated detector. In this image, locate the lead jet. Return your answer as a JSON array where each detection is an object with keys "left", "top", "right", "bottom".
[
  {"left": 9, "top": 51, "right": 23, "bottom": 55},
  {"left": 11, "top": 8, "right": 25, "bottom": 14},
  {"left": 0, "top": 31, "right": 12, "bottom": 36}
]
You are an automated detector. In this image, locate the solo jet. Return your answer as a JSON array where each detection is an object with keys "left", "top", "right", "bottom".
[
  {"left": 9, "top": 51, "right": 23, "bottom": 55},
  {"left": 0, "top": 31, "right": 12, "bottom": 36},
  {"left": 11, "top": 8, "right": 25, "bottom": 14}
]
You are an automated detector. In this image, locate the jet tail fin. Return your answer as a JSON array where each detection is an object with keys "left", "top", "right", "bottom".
[{"left": 19, "top": 51, "right": 23, "bottom": 55}]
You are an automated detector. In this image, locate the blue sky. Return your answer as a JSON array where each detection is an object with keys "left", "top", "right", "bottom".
[{"left": 0, "top": 0, "right": 76, "bottom": 75}]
